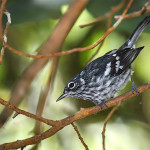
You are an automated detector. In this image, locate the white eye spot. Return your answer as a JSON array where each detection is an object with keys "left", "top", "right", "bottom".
[{"left": 68, "top": 82, "right": 76, "bottom": 89}]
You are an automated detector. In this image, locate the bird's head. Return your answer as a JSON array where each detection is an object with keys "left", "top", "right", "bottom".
[{"left": 56, "top": 74, "right": 86, "bottom": 102}]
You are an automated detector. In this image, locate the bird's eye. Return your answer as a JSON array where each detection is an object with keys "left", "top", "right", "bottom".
[{"left": 68, "top": 82, "right": 75, "bottom": 89}]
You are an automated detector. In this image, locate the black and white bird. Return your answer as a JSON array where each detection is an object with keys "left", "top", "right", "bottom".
[{"left": 57, "top": 16, "right": 150, "bottom": 110}]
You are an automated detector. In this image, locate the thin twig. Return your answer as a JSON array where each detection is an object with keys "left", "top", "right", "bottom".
[
  {"left": 0, "top": 0, "right": 90, "bottom": 128},
  {"left": 84, "top": 41, "right": 104, "bottom": 66},
  {"left": 0, "top": 9, "right": 11, "bottom": 64},
  {"left": 102, "top": 101, "right": 121, "bottom": 150},
  {"left": 0, "top": 47, "right": 4, "bottom": 63},
  {"left": 0, "top": 0, "right": 133, "bottom": 59},
  {"left": 0, "top": 97, "right": 60, "bottom": 126},
  {"left": 71, "top": 123, "right": 89, "bottom": 150},
  {"left": 79, "top": 0, "right": 127, "bottom": 28},
  {"left": 115, "top": 0, "right": 150, "bottom": 20},
  {"left": 0, "top": 82, "right": 150, "bottom": 149},
  {"left": 84, "top": 0, "right": 133, "bottom": 66},
  {"left": 84, "top": 15, "right": 113, "bottom": 66}
]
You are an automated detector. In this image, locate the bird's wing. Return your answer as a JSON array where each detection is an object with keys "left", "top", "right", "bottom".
[
  {"left": 81, "top": 46, "right": 143, "bottom": 83},
  {"left": 108, "top": 46, "right": 144, "bottom": 76}
]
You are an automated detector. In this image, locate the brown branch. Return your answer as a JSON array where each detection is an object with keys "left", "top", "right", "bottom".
[
  {"left": 0, "top": 47, "right": 4, "bottom": 63},
  {"left": 0, "top": 0, "right": 5, "bottom": 34},
  {"left": 84, "top": 41, "right": 104, "bottom": 67},
  {"left": 102, "top": 101, "right": 121, "bottom": 150},
  {"left": 115, "top": 0, "right": 150, "bottom": 20},
  {"left": 0, "top": 82, "right": 150, "bottom": 149},
  {"left": 71, "top": 123, "right": 89, "bottom": 150},
  {"left": 79, "top": 0, "right": 127, "bottom": 28},
  {"left": 122, "top": 0, "right": 133, "bottom": 16},
  {"left": 0, "top": 0, "right": 133, "bottom": 59},
  {"left": 0, "top": 5, "right": 11, "bottom": 64},
  {"left": 0, "top": 0, "right": 89, "bottom": 128},
  {"left": 0, "top": 97, "right": 59, "bottom": 126}
]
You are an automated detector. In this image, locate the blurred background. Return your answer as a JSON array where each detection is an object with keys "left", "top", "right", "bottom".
[{"left": 0, "top": 0, "right": 150, "bottom": 149}]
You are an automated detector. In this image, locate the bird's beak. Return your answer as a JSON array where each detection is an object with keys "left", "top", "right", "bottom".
[{"left": 56, "top": 93, "right": 67, "bottom": 102}]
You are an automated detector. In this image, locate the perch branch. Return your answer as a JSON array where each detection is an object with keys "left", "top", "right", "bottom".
[
  {"left": 0, "top": 97, "right": 59, "bottom": 126},
  {"left": 0, "top": 82, "right": 150, "bottom": 149}
]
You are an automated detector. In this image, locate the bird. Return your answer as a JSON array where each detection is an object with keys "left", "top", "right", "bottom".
[{"left": 56, "top": 16, "right": 150, "bottom": 110}]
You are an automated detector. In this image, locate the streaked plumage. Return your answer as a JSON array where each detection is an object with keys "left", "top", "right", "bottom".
[{"left": 57, "top": 16, "right": 150, "bottom": 110}]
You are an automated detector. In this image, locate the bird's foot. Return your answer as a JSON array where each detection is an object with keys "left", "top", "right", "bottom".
[
  {"left": 99, "top": 100, "right": 108, "bottom": 111},
  {"left": 131, "top": 78, "right": 139, "bottom": 95}
]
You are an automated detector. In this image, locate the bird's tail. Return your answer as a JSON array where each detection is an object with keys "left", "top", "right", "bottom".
[{"left": 119, "top": 15, "right": 150, "bottom": 50}]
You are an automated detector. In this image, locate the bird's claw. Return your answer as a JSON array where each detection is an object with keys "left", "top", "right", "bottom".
[
  {"left": 131, "top": 79, "right": 139, "bottom": 95},
  {"left": 99, "top": 101, "right": 108, "bottom": 111}
]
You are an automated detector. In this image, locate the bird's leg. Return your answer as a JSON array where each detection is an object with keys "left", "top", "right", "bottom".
[
  {"left": 99, "top": 100, "right": 108, "bottom": 111},
  {"left": 131, "top": 77, "right": 139, "bottom": 95},
  {"left": 110, "top": 93, "right": 116, "bottom": 99}
]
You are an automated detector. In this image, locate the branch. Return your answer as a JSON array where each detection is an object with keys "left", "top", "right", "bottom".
[
  {"left": 0, "top": 97, "right": 59, "bottom": 126},
  {"left": 102, "top": 101, "right": 121, "bottom": 150},
  {"left": 0, "top": 4, "right": 11, "bottom": 63},
  {"left": 84, "top": 0, "right": 133, "bottom": 66},
  {"left": 0, "top": 0, "right": 133, "bottom": 59},
  {"left": 71, "top": 123, "right": 89, "bottom": 150},
  {"left": 0, "top": 82, "right": 150, "bottom": 149},
  {"left": 115, "top": 0, "right": 150, "bottom": 20},
  {"left": 79, "top": 0, "right": 126, "bottom": 28},
  {"left": 84, "top": 14, "right": 113, "bottom": 66}
]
